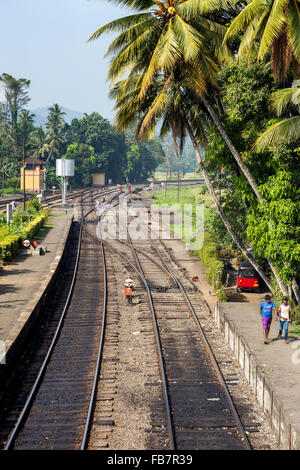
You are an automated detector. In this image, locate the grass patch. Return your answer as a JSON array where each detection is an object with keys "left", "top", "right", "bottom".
[
  {"left": 290, "top": 324, "right": 300, "bottom": 336},
  {"left": 153, "top": 185, "right": 212, "bottom": 242},
  {"left": 154, "top": 171, "right": 202, "bottom": 180},
  {"left": 152, "top": 185, "right": 227, "bottom": 301}
]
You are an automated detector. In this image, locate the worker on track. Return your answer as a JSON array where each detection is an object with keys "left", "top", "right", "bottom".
[{"left": 124, "top": 278, "right": 134, "bottom": 305}]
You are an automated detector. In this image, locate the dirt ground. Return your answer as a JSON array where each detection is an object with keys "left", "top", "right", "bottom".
[
  {"left": 159, "top": 238, "right": 279, "bottom": 450},
  {"left": 223, "top": 257, "right": 272, "bottom": 303},
  {"left": 161, "top": 238, "right": 272, "bottom": 313}
]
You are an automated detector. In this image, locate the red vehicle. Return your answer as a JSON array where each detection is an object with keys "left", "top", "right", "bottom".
[{"left": 236, "top": 262, "right": 260, "bottom": 292}]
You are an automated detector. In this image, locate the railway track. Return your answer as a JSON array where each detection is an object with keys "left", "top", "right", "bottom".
[
  {"left": 0, "top": 186, "right": 105, "bottom": 212},
  {"left": 0, "top": 189, "right": 118, "bottom": 450},
  {"left": 90, "top": 197, "right": 251, "bottom": 450},
  {"left": 1, "top": 188, "right": 253, "bottom": 450}
]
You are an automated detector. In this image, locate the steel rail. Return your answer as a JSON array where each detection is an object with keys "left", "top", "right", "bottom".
[
  {"left": 128, "top": 212, "right": 252, "bottom": 450},
  {"left": 80, "top": 223, "right": 107, "bottom": 450},
  {"left": 110, "top": 199, "right": 252, "bottom": 450},
  {"left": 82, "top": 199, "right": 175, "bottom": 449},
  {"left": 126, "top": 231, "right": 176, "bottom": 450},
  {"left": 149, "top": 240, "right": 251, "bottom": 449},
  {"left": 85, "top": 193, "right": 251, "bottom": 450},
  {"left": 3, "top": 191, "right": 119, "bottom": 450},
  {"left": 4, "top": 215, "right": 84, "bottom": 450}
]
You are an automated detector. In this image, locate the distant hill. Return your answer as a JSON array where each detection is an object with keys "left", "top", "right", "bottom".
[{"left": 30, "top": 107, "right": 84, "bottom": 127}]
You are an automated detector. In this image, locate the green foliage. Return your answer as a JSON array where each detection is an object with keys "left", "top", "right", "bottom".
[
  {"left": 224, "top": 0, "right": 300, "bottom": 81},
  {"left": 26, "top": 197, "right": 42, "bottom": 212},
  {"left": 195, "top": 232, "right": 227, "bottom": 301},
  {"left": 0, "top": 209, "right": 49, "bottom": 259},
  {"left": 247, "top": 171, "right": 300, "bottom": 285},
  {"left": 63, "top": 113, "right": 163, "bottom": 184},
  {"left": 45, "top": 166, "right": 60, "bottom": 190},
  {"left": 64, "top": 113, "right": 127, "bottom": 183},
  {"left": 62, "top": 143, "right": 97, "bottom": 188},
  {"left": 2, "top": 176, "right": 19, "bottom": 189},
  {"left": 157, "top": 134, "right": 200, "bottom": 176},
  {"left": 125, "top": 140, "right": 163, "bottom": 182}
]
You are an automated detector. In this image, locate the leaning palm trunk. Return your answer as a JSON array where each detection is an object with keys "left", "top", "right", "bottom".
[
  {"left": 184, "top": 116, "right": 273, "bottom": 292},
  {"left": 200, "top": 95, "right": 293, "bottom": 297},
  {"left": 200, "top": 94, "right": 264, "bottom": 204},
  {"left": 268, "top": 260, "right": 288, "bottom": 296},
  {"left": 292, "top": 279, "right": 300, "bottom": 305}
]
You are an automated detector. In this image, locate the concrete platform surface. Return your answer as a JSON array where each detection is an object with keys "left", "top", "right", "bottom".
[
  {"left": 215, "top": 302, "right": 300, "bottom": 449},
  {"left": 0, "top": 209, "right": 73, "bottom": 354}
]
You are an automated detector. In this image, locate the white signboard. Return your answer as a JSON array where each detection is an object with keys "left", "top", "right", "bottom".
[{"left": 56, "top": 159, "right": 74, "bottom": 177}]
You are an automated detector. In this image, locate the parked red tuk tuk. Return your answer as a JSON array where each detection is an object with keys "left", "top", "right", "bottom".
[{"left": 236, "top": 262, "right": 260, "bottom": 292}]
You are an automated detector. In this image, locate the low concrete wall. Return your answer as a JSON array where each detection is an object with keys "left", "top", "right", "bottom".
[
  {"left": 0, "top": 217, "right": 74, "bottom": 385},
  {"left": 214, "top": 303, "right": 300, "bottom": 450}
]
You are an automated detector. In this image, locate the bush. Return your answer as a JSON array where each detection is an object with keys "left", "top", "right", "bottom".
[
  {"left": 4, "top": 176, "right": 19, "bottom": 189},
  {"left": 194, "top": 232, "right": 227, "bottom": 301},
  {"left": 26, "top": 197, "right": 42, "bottom": 212},
  {"left": 0, "top": 209, "right": 50, "bottom": 260},
  {"left": 291, "top": 306, "right": 300, "bottom": 324}
]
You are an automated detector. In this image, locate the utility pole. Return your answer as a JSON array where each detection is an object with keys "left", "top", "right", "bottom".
[{"left": 22, "top": 138, "right": 26, "bottom": 210}]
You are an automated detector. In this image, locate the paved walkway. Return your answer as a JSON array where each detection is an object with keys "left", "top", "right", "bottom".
[
  {"left": 216, "top": 302, "right": 300, "bottom": 449},
  {"left": 0, "top": 209, "right": 72, "bottom": 343}
]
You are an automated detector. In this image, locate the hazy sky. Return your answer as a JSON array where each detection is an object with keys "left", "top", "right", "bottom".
[{"left": 0, "top": 0, "right": 130, "bottom": 121}]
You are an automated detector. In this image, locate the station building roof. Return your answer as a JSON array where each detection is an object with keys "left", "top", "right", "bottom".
[{"left": 19, "top": 156, "right": 45, "bottom": 166}]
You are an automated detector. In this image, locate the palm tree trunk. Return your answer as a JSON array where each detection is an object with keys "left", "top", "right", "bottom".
[
  {"left": 268, "top": 260, "right": 288, "bottom": 296},
  {"left": 200, "top": 94, "right": 264, "bottom": 204},
  {"left": 184, "top": 116, "right": 273, "bottom": 292},
  {"left": 292, "top": 279, "right": 300, "bottom": 304},
  {"left": 200, "top": 94, "right": 293, "bottom": 296}
]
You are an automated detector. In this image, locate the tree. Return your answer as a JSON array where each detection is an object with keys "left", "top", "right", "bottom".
[
  {"left": 0, "top": 73, "right": 31, "bottom": 158},
  {"left": 205, "top": 61, "right": 299, "bottom": 297},
  {"left": 90, "top": 0, "right": 265, "bottom": 203},
  {"left": 109, "top": 69, "right": 274, "bottom": 289},
  {"left": 45, "top": 104, "right": 65, "bottom": 160},
  {"left": 62, "top": 143, "right": 98, "bottom": 187},
  {"left": 255, "top": 79, "right": 300, "bottom": 148},
  {"left": 92, "top": 3, "right": 299, "bottom": 296},
  {"left": 125, "top": 140, "right": 163, "bottom": 182},
  {"left": 65, "top": 113, "right": 128, "bottom": 182},
  {"left": 224, "top": 0, "right": 300, "bottom": 81},
  {"left": 32, "top": 126, "right": 51, "bottom": 160},
  {"left": 18, "top": 110, "right": 35, "bottom": 152},
  {"left": 247, "top": 171, "right": 300, "bottom": 290}
]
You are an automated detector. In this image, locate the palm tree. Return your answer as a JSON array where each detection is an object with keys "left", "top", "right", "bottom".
[
  {"left": 110, "top": 70, "right": 274, "bottom": 289},
  {"left": 45, "top": 104, "right": 65, "bottom": 159},
  {"left": 32, "top": 126, "right": 52, "bottom": 160},
  {"left": 18, "top": 110, "right": 35, "bottom": 149},
  {"left": 255, "top": 79, "right": 300, "bottom": 300},
  {"left": 223, "top": 0, "right": 300, "bottom": 81},
  {"left": 0, "top": 74, "right": 31, "bottom": 154},
  {"left": 255, "top": 79, "right": 300, "bottom": 148},
  {"left": 90, "top": 0, "right": 265, "bottom": 203}
]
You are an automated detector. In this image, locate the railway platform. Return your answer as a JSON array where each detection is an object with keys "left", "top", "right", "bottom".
[
  {"left": 0, "top": 208, "right": 73, "bottom": 372},
  {"left": 214, "top": 302, "right": 300, "bottom": 449}
]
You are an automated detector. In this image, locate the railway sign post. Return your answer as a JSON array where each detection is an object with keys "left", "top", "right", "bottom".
[
  {"left": 6, "top": 204, "right": 13, "bottom": 224},
  {"left": 56, "top": 159, "right": 74, "bottom": 204}
]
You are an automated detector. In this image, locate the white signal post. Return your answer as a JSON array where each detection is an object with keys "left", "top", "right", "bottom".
[{"left": 56, "top": 159, "right": 75, "bottom": 204}]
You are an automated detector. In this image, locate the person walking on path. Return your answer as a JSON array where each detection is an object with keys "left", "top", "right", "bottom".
[
  {"left": 277, "top": 297, "right": 291, "bottom": 344},
  {"left": 260, "top": 295, "right": 277, "bottom": 344}
]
